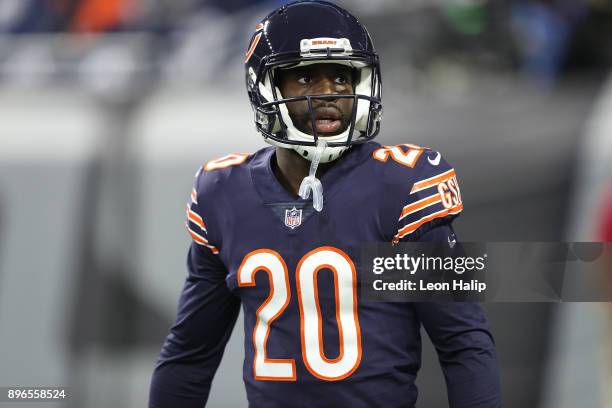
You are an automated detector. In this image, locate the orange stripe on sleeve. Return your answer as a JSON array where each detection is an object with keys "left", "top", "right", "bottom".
[
  {"left": 186, "top": 226, "right": 219, "bottom": 254},
  {"left": 410, "top": 169, "right": 456, "bottom": 194},
  {"left": 399, "top": 194, "right": 442, "bottom": 220},
  {"left": 394, "top": 203, "right": 464, "bottom": 241},
  {"left": 186, "top": 205, "right": 207, "bottom": 231}
]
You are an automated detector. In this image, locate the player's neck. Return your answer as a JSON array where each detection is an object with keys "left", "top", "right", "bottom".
[{"left": 273, "top": 147, "right": 334, "bottom": 197}]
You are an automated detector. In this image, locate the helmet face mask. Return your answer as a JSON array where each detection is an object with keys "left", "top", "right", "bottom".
[{"left": 245, "top": 0, "right": 383, "bottom": 162}]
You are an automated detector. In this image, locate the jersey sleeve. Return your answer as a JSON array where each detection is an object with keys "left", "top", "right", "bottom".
[
  {"left": 394, "top": 150, "right": 464, "bottom": 242},
  {"left": 185, "top": 166, "right": 221, "bottom": 255},
  {"left": 414, "top": 225, "right": 502, "bottom": 407},
  {"left": 149, "top": 167, "right": 240, "bottom": 408}
]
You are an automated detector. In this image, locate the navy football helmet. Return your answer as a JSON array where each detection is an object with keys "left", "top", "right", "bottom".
[{"left": 244, "top": 0, "right": 382, "bottom": 162}]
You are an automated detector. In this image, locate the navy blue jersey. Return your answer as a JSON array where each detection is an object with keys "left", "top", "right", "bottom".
[{"left": 149, "top": 142, "right": 501, "bottom": 408}]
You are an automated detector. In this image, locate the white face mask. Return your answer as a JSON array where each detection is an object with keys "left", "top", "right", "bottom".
[{"left": 250, "top": 60, "right": 380, "bottom": 164}]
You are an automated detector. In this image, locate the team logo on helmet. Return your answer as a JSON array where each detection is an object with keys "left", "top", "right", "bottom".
[{"left": 244, "top": 23, "right": 264, "bottom": 63}]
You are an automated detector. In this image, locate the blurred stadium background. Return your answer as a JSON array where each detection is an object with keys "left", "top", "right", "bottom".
[{"left": 0, "top": 0, "right": 611, "bottom": 407}]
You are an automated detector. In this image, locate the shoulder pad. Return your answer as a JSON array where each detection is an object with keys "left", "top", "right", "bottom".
[
  {"left": 185, "top": 152, "right": 248, "bottom": 252},
  {"left": 372, "top": 144, "right": 464, "bottom": 241}
]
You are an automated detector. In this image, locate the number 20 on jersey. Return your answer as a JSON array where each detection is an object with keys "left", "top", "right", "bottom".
[{"left": 237, "top": 246, "right": 362, "bottom": 382}]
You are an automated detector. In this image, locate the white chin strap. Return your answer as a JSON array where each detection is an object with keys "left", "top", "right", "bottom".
[{"left": 298, "top": 139, "right": 327, "bottom": 212}]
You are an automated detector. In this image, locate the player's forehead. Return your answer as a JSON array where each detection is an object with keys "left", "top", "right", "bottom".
[{"left": 278, "top": 62, "right": 352, "bottom": 77}]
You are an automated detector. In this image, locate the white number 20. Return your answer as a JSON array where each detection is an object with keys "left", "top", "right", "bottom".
[{"left": 237, "top": 246, "right": 362, "bottom": 381}]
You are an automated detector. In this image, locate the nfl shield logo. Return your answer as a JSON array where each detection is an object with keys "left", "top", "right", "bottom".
[{"left": 284, "top": 207, "right": 302, "bottom": 229}]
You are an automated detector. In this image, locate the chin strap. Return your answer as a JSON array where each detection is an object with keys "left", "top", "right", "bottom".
[{"left": 298, "top": 139, "right": 327, "bottom": 212}]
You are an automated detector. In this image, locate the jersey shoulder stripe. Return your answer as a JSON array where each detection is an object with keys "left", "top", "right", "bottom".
[
  {"left": 185, "top": 165, "right": 220, "bottom": 254},
  {"left": 389, "top": 148, "right": 463, "bottom": 242},
  {"left": 185, "top": 149, "right": 262, "bottom": 253},
  {"left": 410, "top": 168, "right": 456, "bottom": 193}
]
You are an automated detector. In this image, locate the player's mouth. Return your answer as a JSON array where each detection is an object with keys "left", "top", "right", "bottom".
[{"left": 312, "top": 107, "right": 343, "bottom": 135}]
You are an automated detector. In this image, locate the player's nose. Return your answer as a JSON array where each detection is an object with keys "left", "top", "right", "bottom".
[{"left": 313, "top": 76, "right": 337, "bottom": 95}]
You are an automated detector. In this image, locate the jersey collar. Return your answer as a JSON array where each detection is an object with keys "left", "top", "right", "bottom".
[{"left": 250, "top": 142, "right": 378, "bottom": 205}]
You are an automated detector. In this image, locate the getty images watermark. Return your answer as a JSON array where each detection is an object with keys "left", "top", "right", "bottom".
[
  {"left": 361, "top": 242, "right": 612, "bottom": 302},
  {"left": 371, "top": 252, "right": 487, "bottom": 293}
]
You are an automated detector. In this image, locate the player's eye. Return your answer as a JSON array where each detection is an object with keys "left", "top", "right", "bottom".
[
  {"left": 335, "top": 75, "right": 348, "bottom": 85},
  {"left": 297, "top": 75, "right": 312, "bottom": 85}
]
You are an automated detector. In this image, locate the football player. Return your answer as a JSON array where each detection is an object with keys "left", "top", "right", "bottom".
[{"left": 149, "top": 1, "right": 501, "bottom": 407}]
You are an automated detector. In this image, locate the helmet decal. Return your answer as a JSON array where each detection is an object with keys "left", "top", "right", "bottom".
[
  {"left": 300, "top": 38, "right": 353, "bottom": 57},
  {"left": 244, "top": 33, "right": 262, "bottom": 64}
]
